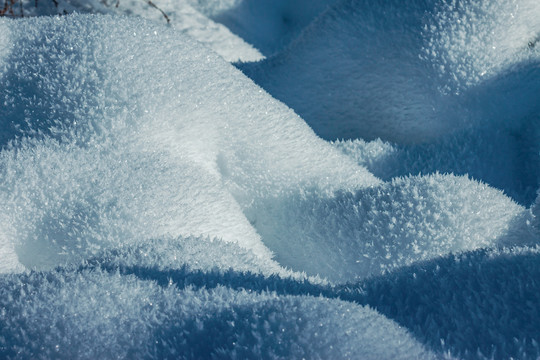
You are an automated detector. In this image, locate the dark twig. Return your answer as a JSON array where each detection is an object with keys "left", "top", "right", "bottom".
[
  {"left": 0, "top": 0, "right": 15, "bottom": 16},
  {"left": 0, "top": 0, "right": 171, "bottom": 23},
  {"left": 146, "top": 0, "right": 170, "bottom": 24}
]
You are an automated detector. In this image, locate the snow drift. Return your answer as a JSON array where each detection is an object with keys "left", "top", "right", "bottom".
[
  {"left": 241, "top": 0, "right": 540, "bottom": 142},
  {"left": 239, "top": 0, "right": 540, "bottom": 206},
  {"left": 347, "top": 246, "right": 540, "bottom": 359},
  {"left": 0, "top": 1, "right": 539, "bottom": 358},
  {"left": 0, "top": 14, "right": 438, "bottom": 358},
  {"left": 0, "top": 266, "right": 435, "bottom": 359},
  {"left": 1, "top": 13, "right": 523, "bottom": 284},
  {"left": 0, "top": 14, "right": 379, "bottom": 273}
]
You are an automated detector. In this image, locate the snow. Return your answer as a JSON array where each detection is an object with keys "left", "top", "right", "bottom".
[
  {"left": 0, "top": 1, "right": 539, "bottom": 358},
  {"left": 346, "top": 245, "right": 540, "bottom": 359},
  {"left": 0, "top": 14, "right": 380, "bottom": 274},
  {"left": 239, "top": 0, "right": 540, "bottom": 205},
  {"left": 246, "top": 173, "right": 527, "bottom": 282},
  {"left": 0, "top": 270, "right": 435, "bottom": 359},
  {"left": 333, "top": 123, "right": 540, "bottom": 205},
  {"left": 193, "top": 0, "right": 337, "bottom": 56},
  {"left": 14, "top": 0, "right": 263, "bottom": 62},
  {"left": 239, "top": 0, "right": 540, "bottom": 141}
]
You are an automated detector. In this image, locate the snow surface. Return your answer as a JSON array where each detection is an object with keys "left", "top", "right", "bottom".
[
  {"left": 345, "top": 245, "right": 540, "bottom": 359},
  {"left": 240, "top": 0, "right": 540, "bottom": 206},
  {"left": 13, "top": 0, "right": 263, "bottom": 62},
  {"left": 0, "top": 1, "right": 539, "bottom": 359},
  {"left": 0, "top": 270, "right": 435, "bottom": 359},
  {"left": 240, "top": 0, "right": 540, "bottom": 143},
  {"left": 193, "top": 0, "right": 338, "bottom": 56}
]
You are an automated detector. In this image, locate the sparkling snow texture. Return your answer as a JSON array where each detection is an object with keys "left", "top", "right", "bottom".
[
  {"left": 239, "top": 0, "right": 540, "bottom": 206},
  {"left": 0, "top": 0, "right": 539, "bottom": 358}
]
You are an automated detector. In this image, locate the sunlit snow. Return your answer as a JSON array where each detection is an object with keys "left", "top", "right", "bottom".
[{"left": 0, "top": 0, "right": 539, "bottom": 359}]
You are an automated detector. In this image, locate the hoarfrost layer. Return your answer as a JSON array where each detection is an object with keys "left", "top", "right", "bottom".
[{"left": 0, "top": 1, "right": 539, "bottom": 358}]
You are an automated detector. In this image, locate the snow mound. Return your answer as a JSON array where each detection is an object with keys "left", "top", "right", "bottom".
[
  {"left": 346, "top": 246, "right": 540, "bottom": 359},
  {"left": 0, "top": 14, "right": 377, "bottom": 273},
  {"left": 240, "top": 0, "right": 540, "bottom": 143},
  {"left": 245, "top": 173, "right": 526, "bottom": 282},
  {"left": 0, "top": 13, "right": 530, "bottom": 285},
  {"left": 0, "top": 268, "right": 435, "bottom": 359}
]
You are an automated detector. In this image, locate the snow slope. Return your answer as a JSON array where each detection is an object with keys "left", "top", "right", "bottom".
[
  {"left": 0, "top": 268, "right": 435, "bottom": 359},
  {"left": 240, "top": 0, "right": 540, "bottom": 206},
  {"left": 0, "top": 1, "right": 539, "bottom": 359},
  {"left": 0, "top": 13, "right": 382, "bottom": 273},
  {"left": 0, "top": 14, "right": 525, "bottom": 283},
  {"left": 241, "top": 0, "right": 540, "bottom": 142},
  {"left": 191, "top": 0, "right": 337, "bottom": 56},
  {"left": 13, "top": 0, "right": 263, "bottom": 61},
  {"left": 0, "top": 15, "right": 434, "bottom": 358},
  {"left": 346, "top": 246, "right": 540, "bottom": 359}
]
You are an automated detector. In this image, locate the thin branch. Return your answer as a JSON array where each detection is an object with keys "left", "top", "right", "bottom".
[
  {"left": 1, "top": 0, "right": 171, "bottom": 23},
  {"left": 146, "top": 0, "right": 170, "bottom": 24},
  {"left": 0, "top": 0, "right": 16, "bottom": 16}
]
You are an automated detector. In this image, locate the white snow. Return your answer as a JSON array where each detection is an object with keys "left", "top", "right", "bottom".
[
  {"left": 0, "top": 14, "right": 377, "bottom": 273},
  {"left": 15, "top": 0, "right": 263, "bottom": 62},
  {"left": 0, "top": 1, "right": 538, "bottom": 358},
  {"left": 245, "top": 173, "right": 526, "bottom": 282}
]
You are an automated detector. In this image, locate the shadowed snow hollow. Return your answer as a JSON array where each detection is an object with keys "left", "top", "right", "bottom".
[
  {"left": 333, "top": 119, "right": 540, "bottom": 206},
  {"left": 191, "top": 0, "right": 337, "bottom": 56},
  {"left": 240, "top": 0, "right": 540, "bottom": 143}
]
